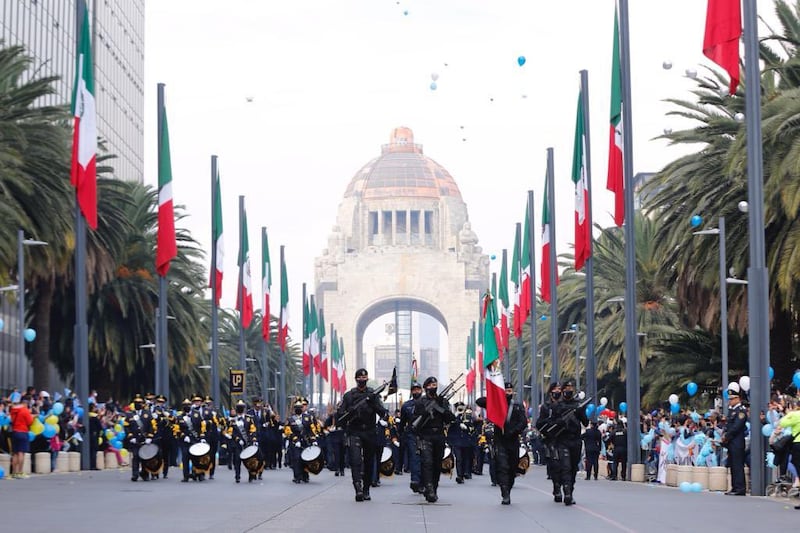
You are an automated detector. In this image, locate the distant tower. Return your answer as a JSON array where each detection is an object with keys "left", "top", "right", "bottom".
[{"left": 315, "top": 127, "right": 489, "bottom": 394}]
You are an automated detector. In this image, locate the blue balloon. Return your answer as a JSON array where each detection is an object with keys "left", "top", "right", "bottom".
[
  {"left": 23, "top": 328, "right": 36, "bottom": 342},
  {"left": 691, "top": 482, "right": 703, "bottom": 492},
  {"left": 540, "top": 315, "right": 548, "bottom": 321},
  {"left": 769, "top": 366, "right": 775, "bottom": 380},
  {"left": 430, "top": 82, "right": 437, "bottom": 91},
  {"left": 0, "top": 318, "right": 4, "bottom": 331},
  {"left": 686, "top": 382, "right": 698, "bottom": 397},
  {"left": 586, "top": 403, "right": 596, "bottom": 416},
  {"left": 490, "top": 254, "right": 496, "bottom": 260},
  {"left": 793, "top": 371, "right": 800, "bottom": 389},
  {"left": 679, "top": 481, "right": 692, "bottom": 493},
  {"left": 619, "top": 402, "right": 628, "bottom": 414},
  {"left": 42, "top": 424, "right": 56, "bottom": 439},
  {"left": 722, "top": 389, "right": 729, "bottom": 401},
  {"left": 74, "top": 407, "right": 84, "bottom": 418},
  {"left": 0, "top": 466, "right": 4, "bottom": 479},
  {"left": 517, "top": 56, "right": 526, "bottom": 67},
  {"left": 670, "top": 403, "right": 680, "bottom": 414},
  {"left": 762, "top": 424, "right": 774, "bottom": 437},
  {"left": 690, "top": 215, "right": 702, "bottom": 227},
  {"left": 28, "top": 431, "right": 36, "bottom": 442},
  {"left": 52, "top": 402, "right": 64, "bottom": 416}
]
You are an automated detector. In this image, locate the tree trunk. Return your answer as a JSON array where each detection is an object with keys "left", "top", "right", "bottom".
[{"left": 32, "top": 280, "right": 54, "bottom": 392}]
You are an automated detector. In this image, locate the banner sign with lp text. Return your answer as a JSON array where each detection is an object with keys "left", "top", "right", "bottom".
[{"left": 230, "top": 369, "right": 245, "bottom": 394}]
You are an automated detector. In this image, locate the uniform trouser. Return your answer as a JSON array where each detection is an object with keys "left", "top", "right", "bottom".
[
  {"left": 207, "top": 436, "right": 218, "bottom": 476},
  {"left": 418, "top": 435, "right": 445, "bottom": 491},
  {"left": 585, "top": 451, "right": 600, "bottom": 479},
  {"left": 488, "top": 447, "right": 498, "bottom": 483},
  {"left": 161, "top": 438, "right": 172, "bottom": 477},
  {"left": 612, "top": 451, "right": 627, "bottom": 480},
  {"left": 494, "top": 440, "right": 518, "bottom": 489},
  {"left": 130, "top": 444, "right": 142, "bottom": 478},
  {"left": 329, "top": 438, "right": 345, "bottom": 472},
  {"left": 181, "top": 443, "right": 191, "bottom": 479},
  {"left": 454, "top": 445, "right": 473, "bottom": 478},
  {"left": 553, "top": 440, "right": 582, "bottom": 488},
  {"left": 347, "top": 431, "right": 376, "bottom": 487},
  {"left": 729, "top": 444, "right": 746, "bottom": 492},
  {"left": 402, "top": 433, "right": 421, "bottom": 483},
  {"left": 289, "top": 442, "right": 305, "bottom": 481},
  {"left": 232, "top": 446, "right": 242, "bottom": 480},
  {"left": 473, "top": 445, "right": 484, "bottom": 474},
  {"left": 396, "top": 436, "right": 405, "bottom": 472}
]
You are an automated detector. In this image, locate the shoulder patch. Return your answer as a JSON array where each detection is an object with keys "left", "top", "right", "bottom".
[{"left": 738, "top": 412, "right": 745, "bottom": 419}]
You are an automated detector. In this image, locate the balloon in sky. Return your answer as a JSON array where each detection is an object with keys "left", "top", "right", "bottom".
[
  {"left": 690, "top": 215, "right": 702, "bottom": 227},
  {"left": 490, "top": 254, "right": 496, "bottom": 260},
  {"left": 662, "top": 59, "right": 672, "bottom": 70},
  {"left": 24, "top": 328, "right": 36, "bottom": 342},
  {"left": 431, "top": 72, "right": 439, "bottom": 81},
  {"left": 739, "top": 375, "right": 750, "bottom": 392},
  {"left": 769, "top": 366, "right": 774, "bottom": 380},
  {"left": 517, "top": 56, "right": 526, "bottom": 66},
  {"left": 430, "top": 82, "right": 437, "bottom": 91},
  {"left": 686, "top": 382, "right": 698, "bottom": 397},
  {"left": 668, "top": 393, "right": 679, "bottom": 405}
]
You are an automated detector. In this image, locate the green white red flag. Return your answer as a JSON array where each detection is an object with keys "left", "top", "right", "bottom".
[
  {"left": 156, "top": 92, "right": 177, "bottom": 277},
  {"left": 302, "top": 297, "right": 311, "bottom": 376},
  {"left": 511, "top": 227, "right": 522, "bottom": 338},
  {"left": 70, "top": 1, "right": 97, "bottom": 230},
  {"left": 497, "top": 251, "right": 510, "bottom": 353},
  {"left": 261, "top": 228, "right": 271, "bottom": 341},
  {"left": 541, "top": 180, "right": 558, "bottom": 302},
  {"left": 236, "top": 204, "right": 253, "bottom": 328},
  {"left": 278, "top": 252, "right": 290, "bottom": 352},
  {"left": 210, "top": 169, "right": 224, "bottom": 303},
  {"left": 482, "top": 291, "right": 508, "bottom": 429},
  {"left": 339, "top": 336, "right": 347, "bottom": 391},
  {"left": 607, "top": 9, "right": 624, "bottom": 227},
  {"left": 318, "top": 308, "right": 328, "bottom": 382},
  {"left": 572, "top": 91, "right": 591, "bottom": 271},
  {"left": 465, "top": 329, "right": 475, "bottom": 394},
  {"left": 309, "top": 298, "right": 320, "bottom": 374},
  {"left": 520, "top": 205, "right": 532, "bottom": 324}
]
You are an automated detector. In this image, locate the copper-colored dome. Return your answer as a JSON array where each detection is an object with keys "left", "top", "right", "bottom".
[{"left": 344, "top": 127, "right": 462, "bottom": 200}]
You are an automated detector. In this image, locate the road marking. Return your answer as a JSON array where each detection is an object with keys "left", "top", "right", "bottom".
[{"left": 528, "top": 485, "right": 638, "bottom": 533}]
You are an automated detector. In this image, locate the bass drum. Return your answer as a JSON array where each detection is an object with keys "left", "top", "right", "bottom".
[
  {"left": 379, "top": 446, "right": 395, "bottom": 477},
  {"left": 517, "top": 445, "right": 530, "bottom": 476},
  {"left": 441, "top": 446, "right": 454, "bottom": 475},
  {"left": 189, "top": 442, "right": 213, "bottom": 475},
  {"left": 241, "top": 445, "right": 264, "bottom": 476},
  {"left": 138, "top": 443, "right": 163, "bottom": 475},
  {"left": 301, "top": 445, "right": 324, "bottom": 475}
]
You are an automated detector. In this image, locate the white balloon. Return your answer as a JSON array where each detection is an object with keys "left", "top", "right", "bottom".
[
  {"left": 663, "top": 127, "right": 672, "bottom": 135},
  {"left": 578, "top": 391, "right": 586, "bottom": 400},
  {"left": 431, "top": 72, "right": 439, "bottom": 81},
  {"left": 739, "top": 375, "right": 751, "bottom": 392},
  {"left": 734, "top": 112, "right": 745, "bottom": 122},
  {"left": 669, "top": 393, "right": 679, "bottom": 405},
  {"left": 685, "top": 68, "right": 698, "bottom": 79},
  {"left": 662, "top": 60, "right": 673, "bottom": 70},
  {"left": 600, "top": 397, "right": 608, "bottom": 406},
  {"left": 738, "top": 201, "right": 749, "bottom": 213}
]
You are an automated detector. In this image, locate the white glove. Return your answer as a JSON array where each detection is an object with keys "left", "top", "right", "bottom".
[
  {"left": 278, "top": 425, "right": 284, "bottom": 431},
  {"left": 145, "top": 438, "right": 152, "bottom": 444},
  {"left": 460, "top": 423, "right": 468, "bottom": 431},
  {"left": 294, "top": 441, "right": 302, "bottom": 448},
  {"left": 184, "top": 436, "right": 190, "bottom": 443},
  {"left": 379, "top": 419, "right": 388, "bottom": 427},
  {"left": 200, "top": 439, "right": 206, "bottom": 444},
  {"left": 238, "top": 440, "right": 244, "bottom": 447},
  {"left": 393, "top": 440, "right": 400, "bottom": 447},
  {"left": 130, "top": 438, "right": 136, "bottom": 444}
]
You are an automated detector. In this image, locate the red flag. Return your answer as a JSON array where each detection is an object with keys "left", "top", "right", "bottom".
[{"left": 703, "top": 0, "right": 742, "bottom": 95}]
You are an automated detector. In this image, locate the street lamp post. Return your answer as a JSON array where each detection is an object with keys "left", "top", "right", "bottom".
[{"left": 18, "top": 230, "right": 47, "bottom": 390}]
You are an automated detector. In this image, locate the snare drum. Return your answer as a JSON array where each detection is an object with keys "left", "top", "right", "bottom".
[
  {"left": 189, "top": 442, "right": 212, "bottom": 474},
  {"left": 379, "top": 446, "right": 395, "bottom": 477},
  {"left": 300, "top": 445, "right": 324, "bottom": 475},
  {"left": 517, "top": 445, "right": 530, "bottom": 476},
  {"left": 441, "top": 446, "right": 454, "bottom": 474},
  {"left": 138, "top": 443, "right": 163, "bottom": 475},
  {"left": 240, "top": 445, "right": 264, "bottom": 476}
]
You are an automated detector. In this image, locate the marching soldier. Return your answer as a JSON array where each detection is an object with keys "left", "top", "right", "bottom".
[
  {"left": 152, "top": 394, "right": 173, "bottom": 479},
  {"left": 226, "top": 399, "right": 257, "bottom": 482},
  {"left": 201, "top": 395, "right": 220, "bottom": 480},
  {"left": 493, "top": 381, "right": 528, "bottom": 505},
  {"left": 448, "top": 401, "right": 476, "bottom": 484},
  {"left": 324, "top": 406, "right": 346, "bottom": 476},
  {"left": 543, "top": 379, "right": 588, "bottom": 505},
  {"left": 399, "top": 382, "right": 423, "bottom": 493},
  {"left": 248, "top": 398, "right": 270, "bottom": 480},
  {"left": 723, "top": 382, "right": 747, "bottom": 495},
  {"left": 175, "top": 399, "right": 194, "bottom": 482},
  {"left": 284, "top": 397, "right": 315, "bottom": 483},
  {"left": 536, "top": 382, "right": 562, "bottom": 499},
  {"left": 337, "top": 368, "right": 388, "bottom": 502},
  {"left": 124, "top": 394, "right": 157, "bottom": 482},
  {"left": 413, "top": 376, "right": 456, "bottom": 503},
  {"left": 264, "top": 406, "right": 283, "bottom": 470},
  {"left": 182, "top": 394, "right": 209, "bottom": 481}
]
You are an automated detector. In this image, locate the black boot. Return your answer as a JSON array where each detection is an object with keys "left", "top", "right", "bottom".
[
  {"left": 500, "top": 485, "right": 511, "bottom": 505},
  {"left": 410, "top": 482, "right": 420, "bottom": 493},
  {"left": 353, "top": 481, "right": 364, "bottom": 502},
  {"left": 563, "top": 484, "right": 575, "bottom": 506},
  {"left": 552, "top": 482, "right": 562, "bottom": 503},
  {"left": 363, "top": 485, "right": 371, "bottom": 501},
  {"left": 425, "top": 484, "right": 438, "bottom": 503}
]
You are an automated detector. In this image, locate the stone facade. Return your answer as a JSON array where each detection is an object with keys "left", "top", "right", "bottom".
[{"left": 315, "top": 127, "right": 489, "bottom": 392}]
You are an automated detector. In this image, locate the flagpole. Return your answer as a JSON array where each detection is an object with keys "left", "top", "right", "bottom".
[
  {"left": 73, "top": 0, "right": 91, "bottom": 471},
  {"left": 617, "top": 0, "right": 640, "bottom": 470},
  {"left": 580, "top": 70, "right": 597, "bottom": 409},
  {"left": 210, "top": 156, "right": 220, "bottom": 406},
  {"left": 527, "top": 190, "right": 538, "bottom": 417},
  {"left": 238, "top": 195, "right": 247, "bottom": 400},
  {"left": 743, "top": 0, "right": 768, "bottom": 497},
  {"left": 261, "top": 226, "right": 269, "bottom": 405},
  {"left": 278, "top": 245, "right": 287, "bottom": 417},
  {"left": 546, "top": 148, "right": 559, "bottom": 381},
  {"left": 310, "top": 294, "right": 316, "bottom": 403}
]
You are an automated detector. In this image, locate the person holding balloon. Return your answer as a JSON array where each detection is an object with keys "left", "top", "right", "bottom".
[
  {"left": 9, "top": 391, "right": 32, "bottom": 478},
  {"left": 721, "top": 382, "right": 747, "bottom": 495}
]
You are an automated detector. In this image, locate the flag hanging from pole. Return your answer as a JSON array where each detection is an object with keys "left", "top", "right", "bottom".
[
  {"left": 541, "top": 179, "right": 558, "bottom": 303},
  {"left": 70, "top": 0, "right": 97, "bottom": 230},
  {"left": 210, "top": 169, "right": 224, "bottom": 303},
  {"left": 261, "top": 228, "right": 271, "bottom": 341},
  {"left": 236, "top": 204, "right": 253, "bottom": 328},
  {"left": 302, "top": 297, "right": 311, "bottom": 376},
  {"left": 482, "top": 291, "right": 508, "bottom": 428},
  {"left": 318, "top": 309, "right": 328, "bottom": 382},
  {"left": 703, "top": 0, "right": 741, "bottom": 95},
  {"left": 339, "top": 336, "right": 347, "bottom": 391},
  {"left": 309, "top": 298, "right": 320, "bottom": 374},
  {"left": 497, "top": 251, "right": 510, "bottom": 353},
  {"left": 331, "top": 328, "right": 341, "bottom": 393},
  {"left": 607, "top": 8, "right": 625, "bottom": 227},
  {"left": 156, "top": 89, "right": 177, "bottom": 277},
  {"left": 572, "top": 90, "right": 591, "bottom": 271},
  {"left": 278, "top": 255, "right": 290, "bottom": 352},
  {"left": 511, "top": 226, "right": 522, "bottom": 339},
  {"left": 521, "top": 207, "right": 532, "bottom": 324},
  {"left": 465, "top": 333, "right": 475, "bottom": 394}
]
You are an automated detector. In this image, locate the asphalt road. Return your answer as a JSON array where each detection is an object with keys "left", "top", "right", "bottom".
[{"left": 1, "top": 464, "right": 795, "bottom": 533}]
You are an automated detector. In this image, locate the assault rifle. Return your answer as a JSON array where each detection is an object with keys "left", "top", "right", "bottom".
[
  {"left": 538, "top": 396, "right": 593, "bottom": 442},
  {"left": 411, "top": 373, "right": 464, "bottom": 431},
  {"left": 337, "top": 380, "right": 390, "bottom": 427}
]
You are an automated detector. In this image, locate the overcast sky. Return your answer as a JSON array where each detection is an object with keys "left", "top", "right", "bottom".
[{"left": 143, "top": 1, "right": 776, "bottom": 344}]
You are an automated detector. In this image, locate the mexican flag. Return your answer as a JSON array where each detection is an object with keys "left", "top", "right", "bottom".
[
  {"left": 520, "top": 204, "right": 532, "bottom": 324},
  {"left": 465, "top": 329, "right": 475, "bottom": 394},
  {"left": 302, "top": 297, "right": 311, "bottom": 376},
  {"left": 511, "top": 226, "right": 522, "bottom": 338},
  {"left": 541, "top": 180, "right": 558, "bottom": 303},
  {"left": 261, "top": 228, "right": 271, "bottom": 341},
  {"left": 607, "top": 8, "right": 625, "bottom": 227},
  {"left": 331, "top": 328, "right": 341, "bottom": 393},
  {"left": 70, "top": 1, "right": 97, "bottom": 230},
  {"left": 483, "top": 291, "right": 508, "bottom": 429},
  {"left": 236, "top": 204, "right": 253, "bottom": 328},
  {"left": 497, "top": 250, "right": 510, "bottom": 353},
  {"left": 156, "top": 90, "right": 177, "bottom": 277},
  {"left": 703, "top": 0, "right": 741, "bottom": 95},
  {"left": 318, "top": 308, "right": 328, "bottom": 382},
  {"left": 572, "top": 91, "right": 591, "bottom": 271},
  {"left": 210, "top": 168, "right": 224, "bottom": 304},
  {"left": 309, "top": 298, "right": 320, "bottom": 375},
  {"left": 339, "top": 336, "right": 347, "bottom": 391},
  {"left": 277, "top": 254, "right": 290, "bottom": 352}
]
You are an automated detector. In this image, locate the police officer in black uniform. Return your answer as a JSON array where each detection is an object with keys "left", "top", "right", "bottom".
[
  {"left": 551, "top": 379, "right": 588, "bottom": 505},
  {"left": 413, "top": 376, "right": 456, "bottom": 503},
  {"left": 494, "top": 381, "right": 528, "bottom": 505},
  {"left": 399, "top": 381, "right": 423, "bottom": 493},
  {"left": 723, "top": 382, "right": 747, "bottom": 495},
  {"left": 337, "top": 368, "right": 388, "bottom": 502},
  {"left": 124, "top": 394, "right": 156, "bottom": 481},
  {"left": 536, "top": 382, "right": 562, "bottom": 499}
]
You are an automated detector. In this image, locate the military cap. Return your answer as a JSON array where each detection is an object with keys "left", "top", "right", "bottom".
[
  {"left": 132, "top": 393, "right": 145, "bottom": 403},
  {"left": 181, "top": 398, "right": 191, "bottom": 406},
  {"left": 155, "top": 394, "right": 167, "bottom": 403},
  {"left": 191, "top": 394, "right": 203, "bottom": 402},
  {"left": 423, "top": 376, "right": 438, "bottom": 388},
  {"left": 411, "top": 381, "right": 422, "bottom": 389},
  {"left": 504, "top": 381, "right": 514, "bottom": 389},
  {"left": 355, "top": 368, "right": 368, "bottom": 379}
]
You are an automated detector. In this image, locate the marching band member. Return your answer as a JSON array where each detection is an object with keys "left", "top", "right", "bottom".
[
  {"left": 226, "top": 399, "right": 257, "bottom": 483},
  {"left": 284, "top": 397, "right": 315, "bottom": 484},
  {"left": 124, "top": 394, "right": 156, "bottom": 482}
]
